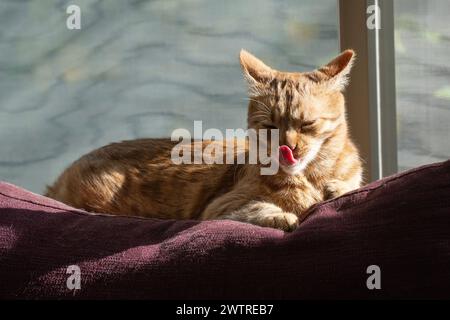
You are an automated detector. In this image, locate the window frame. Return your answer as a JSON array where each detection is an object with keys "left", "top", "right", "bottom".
[{"left": 338, "top": 0, "right": 398, "bottom": 182}]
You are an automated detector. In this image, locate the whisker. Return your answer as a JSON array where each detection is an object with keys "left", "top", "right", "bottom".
[
  {"left": 242, "top": 98, "right": 272, "bottom": 113},
  {"left": 251, "top": 111, "right": 271, "bottom": 118}
]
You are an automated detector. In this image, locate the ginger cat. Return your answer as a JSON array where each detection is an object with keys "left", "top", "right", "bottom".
[{"left": 46, "top": 49, "right": 362, "bottom": 231}]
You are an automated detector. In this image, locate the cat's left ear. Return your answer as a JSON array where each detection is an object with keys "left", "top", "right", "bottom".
[
  {"left": 316, "top": 49, "right": 355, "bottom": 91},
  {"left": 240, "top": 49, "right": 274, "bottom": 97}
]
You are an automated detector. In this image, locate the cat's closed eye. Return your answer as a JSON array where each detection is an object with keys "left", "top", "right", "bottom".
[{"left": 300, "top": 120, "right": 316, "bottom": 130}]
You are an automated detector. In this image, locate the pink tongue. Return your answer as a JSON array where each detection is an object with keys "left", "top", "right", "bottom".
[{"left": 279, "top": 145, "right": 298, "bottom": 166}]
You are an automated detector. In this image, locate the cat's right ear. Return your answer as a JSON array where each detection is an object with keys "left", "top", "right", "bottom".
[
  {"left": 315, "top": 49, "right": 356, "bottom": 91},
  {"left": 240, "top": 50, "right": 274, "bottom": 96}
]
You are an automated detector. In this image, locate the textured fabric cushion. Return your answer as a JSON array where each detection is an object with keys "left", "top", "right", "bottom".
[{"left": 0, "top": 160, "right": 449, "bottom": 299}]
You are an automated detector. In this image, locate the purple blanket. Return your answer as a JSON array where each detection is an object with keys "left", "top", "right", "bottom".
[{"left": 0, "top": 161, "right": 449, "bottom": 299}]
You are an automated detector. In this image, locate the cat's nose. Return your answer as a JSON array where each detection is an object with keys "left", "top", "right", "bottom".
[
  {"left": 285, "top": 130, "right": 297, "bottom": 150},
  {"left": 283, "top": 140, "right": 296, "bottom": 150}
]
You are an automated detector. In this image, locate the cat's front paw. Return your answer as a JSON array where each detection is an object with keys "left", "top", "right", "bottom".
[
  {"left": 324, "top": 179, "right": 349, "bottom": 199},
  {"left": 258, "top": 212, "right": 299, "bottom": 232}
]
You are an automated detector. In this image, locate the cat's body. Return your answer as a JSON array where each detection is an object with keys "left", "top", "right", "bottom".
[{"left": 46, "top": 50, "right": 362, "bottom": 231}]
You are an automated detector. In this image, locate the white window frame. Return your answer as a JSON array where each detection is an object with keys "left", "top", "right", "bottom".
[{"left": 339, "top": 0, "right": 397, "bottom": 182}]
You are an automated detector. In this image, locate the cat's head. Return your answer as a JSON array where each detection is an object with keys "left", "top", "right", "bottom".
[{"left": 240, "top": 49, "right": 355, "bottom": 175}]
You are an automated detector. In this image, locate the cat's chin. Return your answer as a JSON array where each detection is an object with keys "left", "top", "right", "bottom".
[
  {"left": 279, "top": 162, "right": 307, "bottom": 175},
  {"left": 278, "top": 140, "right": 323, "bottom": 176}
]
